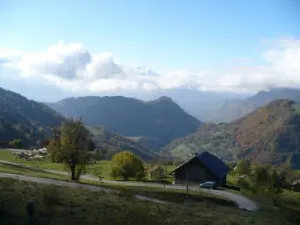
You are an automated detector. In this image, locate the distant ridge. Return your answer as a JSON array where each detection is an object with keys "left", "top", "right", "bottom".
[
  {"left": 207, "top": 88, "right": 300, "bottom": 122},
  {"left": 46, "top": 95, "right": 201, "bottom": 148},
  {"left": 164, "top": 99, "right": 300, "bottom": 169}
]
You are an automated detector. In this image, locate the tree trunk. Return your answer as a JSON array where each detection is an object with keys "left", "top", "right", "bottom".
[{"left": 70, "top": 165, "right": 76, "bottom": 180}]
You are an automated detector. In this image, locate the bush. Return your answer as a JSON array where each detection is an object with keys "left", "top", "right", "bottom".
[
  {"left": 111, "top": 167, "right": 121, "bottom": 180},
  {"left": 9, "top": 139, "right": 22, "bottom": 149},
  {"left": 111, "top": 151, "right": 145, "bottom": 180},
  {"left": 149, "top": 165, "right": 165, "bottom": 180},
  {"left": 235, "top": 159, "right": 251, "bottom": 175},
  {"left": 223, "top": 184, "right": 241, "bottom": 191},
  {"left": 74, "top": 165, "right": 86, "bottom": 181},
  {"left": 237, "top": 177, "right": 252, "bottom": 190},
  {"left": 136, "top": 171, "right": 146, "bottom": 181}
]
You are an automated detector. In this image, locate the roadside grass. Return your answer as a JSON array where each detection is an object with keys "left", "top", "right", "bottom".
[
  {"left": 89, "top": 180, "right": 238, "bottom": 206},
  {"left": 1, "top": 159, "right": 300, "bottom": 224},
  {"left": 227, "top": 172, "right": 300, "bottom": 225},
  {"left": 0, "top": 160, "right": 217, "bottom": 205},
  {"left": 0, "top": 160, "right": 236, "bottom": 207},
  {"left": 0, "top": 163, "right": 68, "bottom": 181},
  {"left": 0, "top": 178, "right": 297, "bottom": 225}
]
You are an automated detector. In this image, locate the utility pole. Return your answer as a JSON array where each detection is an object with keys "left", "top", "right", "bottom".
[
  {"left": 185, "top": 169, "right": 189, "bottom": 202},
  {"left": 163, "top": 156, "right": 166, "bottom": 188},
  {"left": 163, "top": 155, "right": 167, "bottom": 188}
]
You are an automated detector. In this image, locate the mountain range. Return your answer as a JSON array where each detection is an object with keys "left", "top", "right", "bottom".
[
  {"left": 45, "top": 96, "right": 201, "bottom": 149},
  {"left": 3, "top": 85, "right": 300, "bottom": 167},
  {"left": 0, "top": 87, "right": 64, "bottom": 147},
  {"left": 0, "top": 87, "right": 164, "bottom": 160},
  {"left": 203, "top": 88, "right": 300, "bottom": 122},
  {"left": 164, "top": 99, "right": 300, "bottom": 169}
]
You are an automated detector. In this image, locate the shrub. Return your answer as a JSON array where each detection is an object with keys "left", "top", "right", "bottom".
[
  {"left": 111, "top": 167, "right": 121, "bottom": 180},
  {"left": 111, "top": 151, "right": 145, "bottom": 180},
  {"left": 136, "top": 171, "right": 146, "bottom": 181},
  {"left": 149, "top": 165, "right": 165, "bottom": 179},
  {"left": 237, "top": 177, "right": 252, "bottom": 190}
]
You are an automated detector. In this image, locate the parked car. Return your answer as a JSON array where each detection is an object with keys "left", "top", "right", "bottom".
[{"left": 199, "top": 181, "right": 217, "bottom": 189}]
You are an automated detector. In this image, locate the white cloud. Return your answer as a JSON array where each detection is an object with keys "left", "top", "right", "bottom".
[
  {"left": 1, "top": 38, "right": 300, "bottom": 93},
  {"left": 0, "top": 48, "right": 20, "bottom": 59}
]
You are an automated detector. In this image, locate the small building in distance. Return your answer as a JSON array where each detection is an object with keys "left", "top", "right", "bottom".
[
  {"left": 169, "top": 151, "right": 229, "bottom": 186},
  {"left": 292, "top": 180, "right": 300, "bottom": 192}
]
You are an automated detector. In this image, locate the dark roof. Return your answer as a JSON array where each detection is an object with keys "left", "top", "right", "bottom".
[{"left": 170, "top": 151, "right": 229, "bottom": 178}]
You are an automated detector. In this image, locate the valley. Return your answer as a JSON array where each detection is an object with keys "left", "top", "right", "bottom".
[
  {"left": 45, "top": 96, "right": 201, "bottom": 148},
  {"left": 2, "top": 86, "right": 300, "bottom": 168},
  {"left": 2, "top": 3, "right": 300, "bottom": 224},
  {"left": 1, "top": 86, "right": 300, "bottom": 224}
]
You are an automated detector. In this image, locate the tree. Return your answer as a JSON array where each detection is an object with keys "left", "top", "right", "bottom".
[
  {"left": 226, "top": 162, "right": 236, "bottom": 172},
  {"left": 43, "top": 139, "right": 50, "bottom": 147},
  {"left": 269, "top": 170, "right": 284, "bottom": 195},
  {"left": 251, "top": 166, "right": 270, "bottom": 194},
  {"left": 255, "top": 166, "right": 270, "bottom": 186},
  {"left": 9, "top": 139, "right": 22, "bottom": 149},
  {"left": 235, "top": 159, "right": 251, "bottom": 175},
  {"left": 88, "top": 139, "right": 96, "bottom": 151},
  {"left": 47, "top": 119, "right": 90, "bottom": 180},
  {"left": 110, "top": 151, "right": 145, "bottom": 180}
]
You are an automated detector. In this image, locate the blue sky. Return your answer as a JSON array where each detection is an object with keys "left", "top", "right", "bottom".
[
  {"left": 0, "top": 0, "right": 299, "bottom": 101},
  {"left": 1, "top": 0, "right": 299, "bottom": 71}
]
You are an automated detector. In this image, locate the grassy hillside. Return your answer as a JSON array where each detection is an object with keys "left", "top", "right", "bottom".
[
  {"left": 164, "top": 99, "right": 300, "bottom": 168},
  {"left": 1, "top": 178, "right": 299, "bottom": 225},
  {"left": 87, "top": 126, "right": 157, "bottom": 160},
  {"left": 0, "top": 87, "right": 65, "bottom": 147},
  {"left": 129, "top": 136, "right": 165, "bottom": 152},
  {"left": 46, "top": 96, "right": 201, "bottom": 147}
]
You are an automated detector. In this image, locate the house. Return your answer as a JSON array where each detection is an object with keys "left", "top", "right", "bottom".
[
  {"left": 169, "top": 151, "right": 229, "bottom": 186},
  {"left": 292, "top": 180, "right": 300, "bottom": 192}
]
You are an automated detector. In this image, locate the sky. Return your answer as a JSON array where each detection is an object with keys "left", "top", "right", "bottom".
[{"left": 0, "top": 0, "right": 299, "bottom": 101}]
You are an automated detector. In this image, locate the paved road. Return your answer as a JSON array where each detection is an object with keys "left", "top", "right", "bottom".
[{"left": 0, "top": 159, "right": 257, "bottom": 211}]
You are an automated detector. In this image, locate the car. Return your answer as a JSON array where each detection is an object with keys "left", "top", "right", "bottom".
[{"left": 199, "top": 181, "right": 217, "bottom": 189}]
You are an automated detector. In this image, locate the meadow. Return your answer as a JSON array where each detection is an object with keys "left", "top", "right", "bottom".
[
  {"left": 0, "top": 150, "right": 176, "bottom": 181},
  {"left": 1, "top": 150, "right": 300, "bottom": 224},
  {"left": 1, "top": 177, "right": 298, "bottom": 225}
]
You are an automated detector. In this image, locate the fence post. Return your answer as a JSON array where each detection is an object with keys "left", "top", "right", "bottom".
[{"left": 26, "top": 201, "right": 36, "bottom": 225}]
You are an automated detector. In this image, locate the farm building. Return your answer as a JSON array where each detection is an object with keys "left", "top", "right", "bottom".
[
  {"left": 170, "top": 151, "right": 229, "bottom": 186},
  {"left": 292, "top": 180, "right": 300, "bottom": 192}
]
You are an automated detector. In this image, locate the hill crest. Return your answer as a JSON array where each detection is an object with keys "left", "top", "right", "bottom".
[
  {"left": 0, "top": 87, "right": 65, "bottom": 147},
  {"left": 163, "top": 99, "right": 300, "bottom": 168},
  {"left": 207, "top": 88, "right": 300, "bottom": 122},
  {"left": 46, "top": 95, "right": 201, "bottom": 148}
]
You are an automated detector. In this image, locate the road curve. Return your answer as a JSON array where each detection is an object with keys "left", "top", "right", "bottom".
[{"left": 0, "top": 160, "right": 257, "bottom": 211}]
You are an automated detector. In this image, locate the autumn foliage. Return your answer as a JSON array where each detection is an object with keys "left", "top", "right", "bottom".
[{"left": 111, "top": 151, "right": 145, "bottom": 180}]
